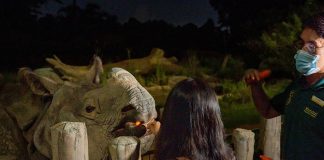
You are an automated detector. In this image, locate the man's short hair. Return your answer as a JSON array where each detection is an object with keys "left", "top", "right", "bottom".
[{"left": 303, "top": 12, "right": 324, "bottom": 38}]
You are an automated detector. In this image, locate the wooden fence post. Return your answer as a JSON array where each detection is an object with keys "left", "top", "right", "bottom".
[
  {"left": 232, "top": 128, "right": 255, "bottom": 160},
  {"left": 108, "top": 136, "right": 141, "bottom": 160},
  {"left": 260, "top": 116, "right": 281, "bottom": 160},
  {"left": 51, "top": 122, "right": 89, "bottom": 160}
]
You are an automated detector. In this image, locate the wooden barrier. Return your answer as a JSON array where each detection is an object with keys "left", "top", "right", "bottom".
[
  {"left": 48, "top": 121, "right": 280, "bottom": 160},
  {"left": 232, "top": 128, "right": 255, "bottom": 160},
  {"left": 51, "top": 122, "right": 89, "bottom": 160},
  {"left": 260, "top": 116, "right": 281, "bottom": 160}
]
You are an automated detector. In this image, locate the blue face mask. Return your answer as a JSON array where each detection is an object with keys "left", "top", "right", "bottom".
[{"left": 294, "top": 50, "right": 320, "bottom": 76}]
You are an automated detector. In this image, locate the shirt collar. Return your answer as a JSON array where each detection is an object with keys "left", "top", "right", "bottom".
[
  {"left": 298, "top": 76, "right": 324, "bottom": 90},
  {"left": 311, "top": 77, "right": 324, "bottom": 90}
]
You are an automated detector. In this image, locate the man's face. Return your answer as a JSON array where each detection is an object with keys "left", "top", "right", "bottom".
[{"left": 300, "top": 27, "right": 324, "bottom": 72}]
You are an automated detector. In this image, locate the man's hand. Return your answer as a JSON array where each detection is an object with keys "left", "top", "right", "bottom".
[
  {"left": 244, "top": 69, "right": 261, "bottom": 85},
  {"left": 244, "top": 69, "right": 271, "bottom": 85},
  {"left": 243, "top": 69, "right": 279, "bottom": 118}
]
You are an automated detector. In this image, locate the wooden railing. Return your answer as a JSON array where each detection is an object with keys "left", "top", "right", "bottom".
[{"left": 51, "top": 117, "right": 281, "bottom": 160}]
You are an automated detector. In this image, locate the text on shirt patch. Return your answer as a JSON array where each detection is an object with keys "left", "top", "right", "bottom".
[{"left": 304, "top": 107, "right": 318, "bottom": 118}]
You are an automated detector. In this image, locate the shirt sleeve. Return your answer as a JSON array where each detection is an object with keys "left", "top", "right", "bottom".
[{"left": 270, "top": 82, "right": 294, "bottom": 114}]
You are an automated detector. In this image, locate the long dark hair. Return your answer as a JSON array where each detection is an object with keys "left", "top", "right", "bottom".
[{"left": 155, "top": 78, "right": 234, "bottom": 160}]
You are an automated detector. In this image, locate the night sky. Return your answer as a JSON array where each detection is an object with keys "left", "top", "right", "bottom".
[{"left": 40, "top": 0, "right": 219, "bottom": 26}]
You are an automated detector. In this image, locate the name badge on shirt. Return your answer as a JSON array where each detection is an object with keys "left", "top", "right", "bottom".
[{"left": 311, "top": 95, "right": 324, "bottom": 107}]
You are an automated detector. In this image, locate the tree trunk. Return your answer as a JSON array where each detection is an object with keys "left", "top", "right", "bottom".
[
  {"left": 51, "top": 122, "right": 89, "bottom": 160},
  {"left": 221, "top": 54, "right": 230, "bottom": 71},
  {"left": 232, "top": 128, "right": 255, "bottom": 160}
]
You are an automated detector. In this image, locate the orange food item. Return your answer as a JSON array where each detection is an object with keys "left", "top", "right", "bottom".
[
  {"left": 135, "top": 121, "right": 141, "bottom": 126},
  {"left": 259, "top": 69, "right": 271, "bottom": 80},
  {"left": 260, "top": 155, "right": 272, "bottom": 160}
]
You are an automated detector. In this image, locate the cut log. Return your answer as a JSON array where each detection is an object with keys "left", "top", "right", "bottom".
[
  {"left": 51, "top": 122, "right": 89, "bottom": 160},
  {"left": 260, "top": 116, "right": 281, "bottom": 160},
  {"left": 232, "top": 128, "right": 255, "bottom": 160}
]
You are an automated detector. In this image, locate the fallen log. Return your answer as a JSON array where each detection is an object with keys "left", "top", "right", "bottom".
[
  {"left": 46, "top": 48, "right": 184, "bottom": 83},
  {"left": 104, "top": 48, "right": 184, "bottom": 75}
]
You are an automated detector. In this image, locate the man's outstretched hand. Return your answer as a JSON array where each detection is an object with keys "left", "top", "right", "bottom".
[{"left": 244, "top": 69, "right": 271, "bottom": 85}]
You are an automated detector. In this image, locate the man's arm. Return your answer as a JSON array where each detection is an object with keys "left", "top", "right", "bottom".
[
  {"left": 244, "top": 69, "right": 281, "bottom": 119},
  {"left": 250, "top": 84, "right": 280, "bottom": 119}
]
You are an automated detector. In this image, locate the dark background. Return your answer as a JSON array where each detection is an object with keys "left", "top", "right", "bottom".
[{"left": 0, "top": 0, "right": 323, "bottom": 75}]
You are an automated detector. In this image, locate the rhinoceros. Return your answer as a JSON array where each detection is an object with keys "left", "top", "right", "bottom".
[{"left": 0, "top": 56, "right": 157, "bottom": 160}]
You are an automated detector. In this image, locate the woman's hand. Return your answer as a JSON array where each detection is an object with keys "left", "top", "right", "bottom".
[{"left": 144, "top": 119, "right": 161, "bottom": 135}]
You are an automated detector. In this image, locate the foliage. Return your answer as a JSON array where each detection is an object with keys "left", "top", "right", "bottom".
[
  {"left": 259, "top": 14, "right": 302, "bottom": 75},
  {"left": 257, "top": 0, "right": 321, "bottom": 75},
  {"left": 155, "top": 64, "right": 168, "bottom": 85},
  {"left": 1, "top": 1, "right": 225, "bottom": 72},
  {"left": 216, "top": 55, "right": 245, "bottom": 80},
  {"left": 221, "top": 102, "right": 260, "bottom": 129},
  {"left": 136, "top": 64, "right": 168, "bottom": 87},
  {"left": 218, "top": 79, "right": 258, "bottom": 129},
  {"left": 1, "top": 72, "right": 18, "bottom": 83},
  {"left": 209, "top": 0, "right": 322, "bottom": 43},
  {"left": 209, "top": 0, "right": 323, "bottom": 73},
  {"left": 181, "top": 51, "right": 201, "bottom": 77},
  {"left": 219, "top": 79, "right": 291, "bottom": 129},
  {"left": 263, "top": 79, "right": 292, "bottom": 97}
]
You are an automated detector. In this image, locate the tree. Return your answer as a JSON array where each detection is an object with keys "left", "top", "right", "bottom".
[
  {"left": 0, "top": 0, "right": 62, "bottom": 29},
  {"left": 260, "top": 14, "right": 303, "bottom": 76},
  {"left": 0, "top": 0, "right": 62, "bottom": 71},
  {"left": 209, "top": 0, "right": 323, "bottom": 76},
  {"left": 209, "top": 0, "right": 318, "bottom": 43}
]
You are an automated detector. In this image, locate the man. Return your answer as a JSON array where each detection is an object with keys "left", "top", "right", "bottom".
[{"left": 244, "top": 12, "right": 324, "bottom": 160}]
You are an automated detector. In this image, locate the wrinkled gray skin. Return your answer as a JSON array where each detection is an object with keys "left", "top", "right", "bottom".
[{"left": 1, "top": 56, "right": 157, "bottom": 160}]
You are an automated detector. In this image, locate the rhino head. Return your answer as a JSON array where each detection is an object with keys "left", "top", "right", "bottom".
[{"left": 16, "top": 56, "right": 157, "bottom": 159}]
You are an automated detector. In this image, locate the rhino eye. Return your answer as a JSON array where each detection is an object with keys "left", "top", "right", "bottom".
[{"left": 86, "top": 105, "right": 96, "bottom": 113}]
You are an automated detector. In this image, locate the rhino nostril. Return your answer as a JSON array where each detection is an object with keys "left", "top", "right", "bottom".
[
  {"left": 86, "top": 105, "right": 96, "bottom": 113},
  {"left": 121, "top": 104, "right": 135, "bottom": 112}
]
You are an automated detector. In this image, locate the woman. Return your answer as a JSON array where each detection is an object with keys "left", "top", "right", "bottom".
[{"left": 154, "top": 78, "right": 235, "bottom": 160}]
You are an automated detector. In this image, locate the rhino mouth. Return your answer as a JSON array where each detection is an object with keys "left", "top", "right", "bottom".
[
  {"left": 112, "top": 121, "right": 147, "bottom": 137},
  {"left": 111, "top": 104, "right": 147, "bottom": 137}
]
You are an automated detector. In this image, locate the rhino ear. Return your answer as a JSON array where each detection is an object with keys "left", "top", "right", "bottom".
[{"left": 18, "top": 68, "right": 62, "bottom": 96}]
